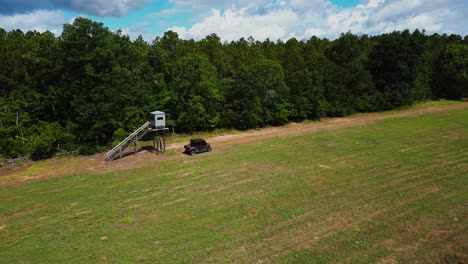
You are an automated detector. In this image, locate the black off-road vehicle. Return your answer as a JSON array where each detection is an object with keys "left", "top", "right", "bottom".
[{"left": 184, "top": 138, "right": 212, "bottom": 156}]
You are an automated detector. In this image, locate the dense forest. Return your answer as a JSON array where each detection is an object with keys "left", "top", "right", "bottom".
[{"left": 0, "top": 17, "right": 467, "bottom": 159}]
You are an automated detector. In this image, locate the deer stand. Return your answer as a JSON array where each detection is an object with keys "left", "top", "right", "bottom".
[{"left": 152, "top": 128, "right": 169, "bottom": 155}]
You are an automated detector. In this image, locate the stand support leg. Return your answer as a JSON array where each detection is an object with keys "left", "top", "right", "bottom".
[{"left": 162, "top": 130, "right": 166, "bottom": 153}]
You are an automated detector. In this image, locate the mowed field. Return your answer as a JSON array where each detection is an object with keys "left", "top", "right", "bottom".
[{"left": 0, "top": 104, "right": 467, "bottom": 263}]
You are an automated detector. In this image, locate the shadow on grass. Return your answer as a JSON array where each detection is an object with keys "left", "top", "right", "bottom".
[{"left": 112, "top": 145, "right": 159, "bottom": 161}]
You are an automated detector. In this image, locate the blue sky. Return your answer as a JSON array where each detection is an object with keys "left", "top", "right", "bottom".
[
  {"left": 0, "top": 0, "right": 466, "bottom": 41},
  {"left": 331, "top": 0, "right": 361, "bottom": 7}
]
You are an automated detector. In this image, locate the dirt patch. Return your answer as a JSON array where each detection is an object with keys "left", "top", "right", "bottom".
[
  {"left": 174, "top": 182, "right": 195, "bottom": 190},
  {"left": 377, "top": 220, "right": 468, "bottom": 263},
  {"left": 252, "top": 184, "right": 445, "bottom": 259},
  {"left": 248, "top": 210, "right": 258, "bottom": 216},
  {"left": 13, "top": 204, "right": 47, "bottom": 218},
  {"left": 377, "top": 256, "right": 398, "bottom": 264},
  {"left": 126, "top": 204, "right": 145, "bottom": 209},
  {"left": 0, "top": 102, "right": 467, "bottom": 186},
  {"left": 161, "top": 198, "right": 187, "bottom": 206},
  {"left": 73, "top": 211, "right": 91, "bottom": 217},
  {"left": 231, "top": 177, "right": 260, "bottom": 186}
]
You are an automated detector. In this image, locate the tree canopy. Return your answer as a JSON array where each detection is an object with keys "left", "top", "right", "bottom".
[{"left": 1, "top": 18, "right": 467, "bottom": 159}]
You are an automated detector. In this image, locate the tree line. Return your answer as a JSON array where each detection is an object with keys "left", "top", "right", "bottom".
[{"left": 0, "top": 17, "right": 467, "bottom": 159}]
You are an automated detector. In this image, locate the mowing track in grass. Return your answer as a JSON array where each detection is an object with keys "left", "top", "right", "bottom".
[{"left": 0, "top": 106, "right": 467, "bottom": 263}]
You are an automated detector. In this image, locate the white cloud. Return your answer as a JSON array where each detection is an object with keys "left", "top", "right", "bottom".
[
  {"left": 5, "top": 0, "right": 464, "bottom": 42},
  {"left": 169, "top": 0, "right": 271, "bottom": 10},
  {"left": 170, "top": 8, "right": 299, "bottom": 41},
  {"left": 165, "top": 0, "right": 468, "bottom": 41},
  {"left": 371, "top": 0, "right": 424, "bottom": 22},
  {"left": 288, "top": 0, "right": 331, "bottom": 11},
  {"left": 0, "top": 10, "right": 67, "bottom": 35},
  {"left": 314, "top": 0, "right": 466, "bottom": 38},
  {"left": 359, "top": 0, "right": 385, "bottom": 9}
]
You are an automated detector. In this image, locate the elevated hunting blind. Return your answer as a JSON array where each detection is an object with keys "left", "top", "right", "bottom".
[
  {"left": 104, "top": 110, "right": 169, "bottom": 161},
  {"left": 150, "top": 111, "right": 166, "bottom": 128}
]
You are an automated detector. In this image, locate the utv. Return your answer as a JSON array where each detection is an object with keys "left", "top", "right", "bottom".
[{"left": 184, "top": 138, "right": 212, "bottom": 156}]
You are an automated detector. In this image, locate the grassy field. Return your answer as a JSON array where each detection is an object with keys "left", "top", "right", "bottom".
[{"left": 0, "top": 106, "right": 467, "bottom": 263}]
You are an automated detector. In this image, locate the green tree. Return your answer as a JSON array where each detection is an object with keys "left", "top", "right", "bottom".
[
  {"left": 282, "top": 38, "right": 305, "bottom": 78},
  {"left": 199, "top": 33, "right": 233, "bottom": 78},
  {"left": 369, "top": 30, "right": 426, "bottom": 108},
  {"left": 254, "top": 59, "right": 290, "bottom": 125},
  {"left": 223, "top": 66, "right": 263, "bottom": 129},
  {"left": 170, "top": 54, "right": 223, "bottom": 131},
  {"left": 59, "top": 17, "right": 129, "bottom": 148},
  {"left": 27, "top": 122, "right": 73, "bottom": 159},
  {"left": 433, "top": 45, "right": 468, "bottom": 99}
]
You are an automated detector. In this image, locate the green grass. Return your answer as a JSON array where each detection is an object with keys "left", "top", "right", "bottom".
[
  {"left": 0, "top": 108, "right": 467, "bottom": 263},
  {"left": 391, "top": 99, "right": 463, "bottom": 110},
  {"left": 137, "top": 100, "right": 462, "bottom": 146}
]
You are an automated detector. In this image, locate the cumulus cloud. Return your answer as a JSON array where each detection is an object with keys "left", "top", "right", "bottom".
[
  {"left": 0, "top": 10, "right": 68, "bottom": 35},
  {"left": 167, "top": 0, "right": 468, "bottom": 41},
  {"left": 0, "top": 0, "right": 149, "bottom": 17},
  {"left": 169, "top": 0, "right": 271, "bottom": 10},
  {"left": 170, "top": 8, "right": 298, "bottom": 41},
  {"left": 1, "top": 0, "right": 466, "bottom": 41},
  {"left": 154, "top": 0, "right": 272, "bottom": 20},
  {"left": 287, "top": 0, "right": 331, "bottom": 11}
]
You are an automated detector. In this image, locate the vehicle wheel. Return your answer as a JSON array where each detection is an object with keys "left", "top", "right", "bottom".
[
  {"left": 207, "top": 147, "right": 212, "bottom": 152},
  {"left": 190, "top": 150, "right": 196, "bottom": 156}
]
